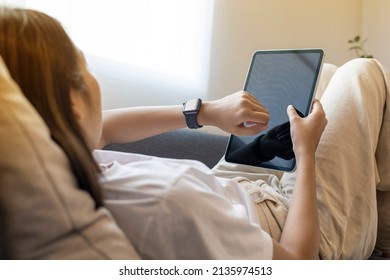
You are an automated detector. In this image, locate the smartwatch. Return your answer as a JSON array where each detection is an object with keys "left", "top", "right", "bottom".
[{"left": 182, "top": 98, "right": 203, "bottom": 129}]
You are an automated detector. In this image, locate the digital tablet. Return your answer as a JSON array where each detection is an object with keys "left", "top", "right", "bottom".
[{"left": 224, "top": 49, "right": 324, "bottom": 172}]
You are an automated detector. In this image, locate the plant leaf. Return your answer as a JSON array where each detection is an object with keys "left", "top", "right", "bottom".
[
  {"left": 354, "top": 35, "right": 361, "bottom": 42},
  {"left": 349, "top": 46, "right": 361, "bottom": 51}
]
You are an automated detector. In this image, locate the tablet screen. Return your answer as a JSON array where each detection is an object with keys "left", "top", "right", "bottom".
[{"left": 224, "top": 49, "right": 324, "bottom": 171}]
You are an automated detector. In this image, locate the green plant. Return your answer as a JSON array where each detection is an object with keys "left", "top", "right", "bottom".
[{"left": 348, "top": 35, "right": 373, "bottom": 58}]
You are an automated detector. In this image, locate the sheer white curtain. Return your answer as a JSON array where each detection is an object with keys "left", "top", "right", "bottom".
[{"left": 1, "top": 0, "right": 215, "bottom": 108}]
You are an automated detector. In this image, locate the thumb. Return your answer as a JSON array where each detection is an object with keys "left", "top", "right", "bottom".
[
  {"left": 287, "top": 105, "right": 298, "bottom": 120},
  {"left": 310, "top": 99, "right": 323, "bottom": 113}
]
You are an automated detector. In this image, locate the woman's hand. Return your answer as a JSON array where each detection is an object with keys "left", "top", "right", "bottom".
[
  {"left": 198, "top": 91, "right": 270, "bottom": 136},
  {"left": 287, "top": 100, "right": 327, "bottom": 159}
]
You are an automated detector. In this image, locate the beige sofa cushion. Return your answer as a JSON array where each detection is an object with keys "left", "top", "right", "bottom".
[{"left": 0, "top": 56, "right": 139, "bottom": 259}]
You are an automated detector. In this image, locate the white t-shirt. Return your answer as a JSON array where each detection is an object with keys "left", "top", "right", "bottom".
[{"left": 93, "top": 149, "right": 273, "bottom": 260}]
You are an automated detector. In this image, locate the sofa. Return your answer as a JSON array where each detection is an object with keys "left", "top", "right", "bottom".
[{"left": 104, "top": 129, "right": 229, "bottom": 169}]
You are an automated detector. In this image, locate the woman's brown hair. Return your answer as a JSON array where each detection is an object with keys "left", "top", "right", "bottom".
[{"left": 0, "top": 7, "right": 103, "bottom": 207}]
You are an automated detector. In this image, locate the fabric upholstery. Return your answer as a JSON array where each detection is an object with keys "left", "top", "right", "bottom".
[
  {"left": 105, "top": 129, "right": 229, "bottom": 169},
  {"left": 0, "top": 56, "right": 139, "bottom": 259}
]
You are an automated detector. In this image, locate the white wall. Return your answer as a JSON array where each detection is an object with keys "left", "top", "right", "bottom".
[
  {"left": 362, "top": 0, "right": 390, "bottom": 69},
  {"left": 207, "top": 0, "right": 362, "bottom": 100},
  {"left": 90, "top": 0, "right": 363, "bottom": 109}
]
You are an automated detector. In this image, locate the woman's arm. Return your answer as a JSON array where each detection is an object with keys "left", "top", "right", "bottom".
[
  {"left": 99, "top": 91, "right": 270, "bottom": 147},
  {"left": 99, "top": 105, "right": 184, "bottom": 148},
  {"left": 273, "top": 100, "right": 327, "bottom": 259}
]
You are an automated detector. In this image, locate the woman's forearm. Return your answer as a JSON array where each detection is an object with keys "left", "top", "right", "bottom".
[
  {"left": 99, "top": 105, "right": 186, "bottom": 147},
  {"left": 277, "top": 153, "right": 320, "bottom": 259},
  {"left": 99, "top": 91, "right": 271, "bottom": 148}
]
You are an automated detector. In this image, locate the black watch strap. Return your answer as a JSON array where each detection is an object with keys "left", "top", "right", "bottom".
[
  {"left": 184, "top": 112, "right": 201, "bottom": 129},
  {"left": 182, "top": 98, "right": 203, "bottom": 129}
]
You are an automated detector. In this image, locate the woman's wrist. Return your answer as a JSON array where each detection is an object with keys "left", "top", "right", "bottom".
[
  {"left": 295, "top": 152, "right": 315, "bottom": 172},
  {"left": 197, "top": 100, "right": 215, "bottom": 127}
]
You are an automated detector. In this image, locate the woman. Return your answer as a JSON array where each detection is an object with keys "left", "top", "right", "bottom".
[{"left": 0, "top": 7, "right": 388, "bottom": 259}]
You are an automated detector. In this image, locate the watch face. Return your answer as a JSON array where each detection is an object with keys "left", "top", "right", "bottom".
[{"left": 185, "top": 99, "right": 200, "bottom": 112}]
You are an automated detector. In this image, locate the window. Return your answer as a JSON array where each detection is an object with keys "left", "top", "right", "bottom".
[{"left": 23, "top": 0, "right": 214, "bottom": 89}]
